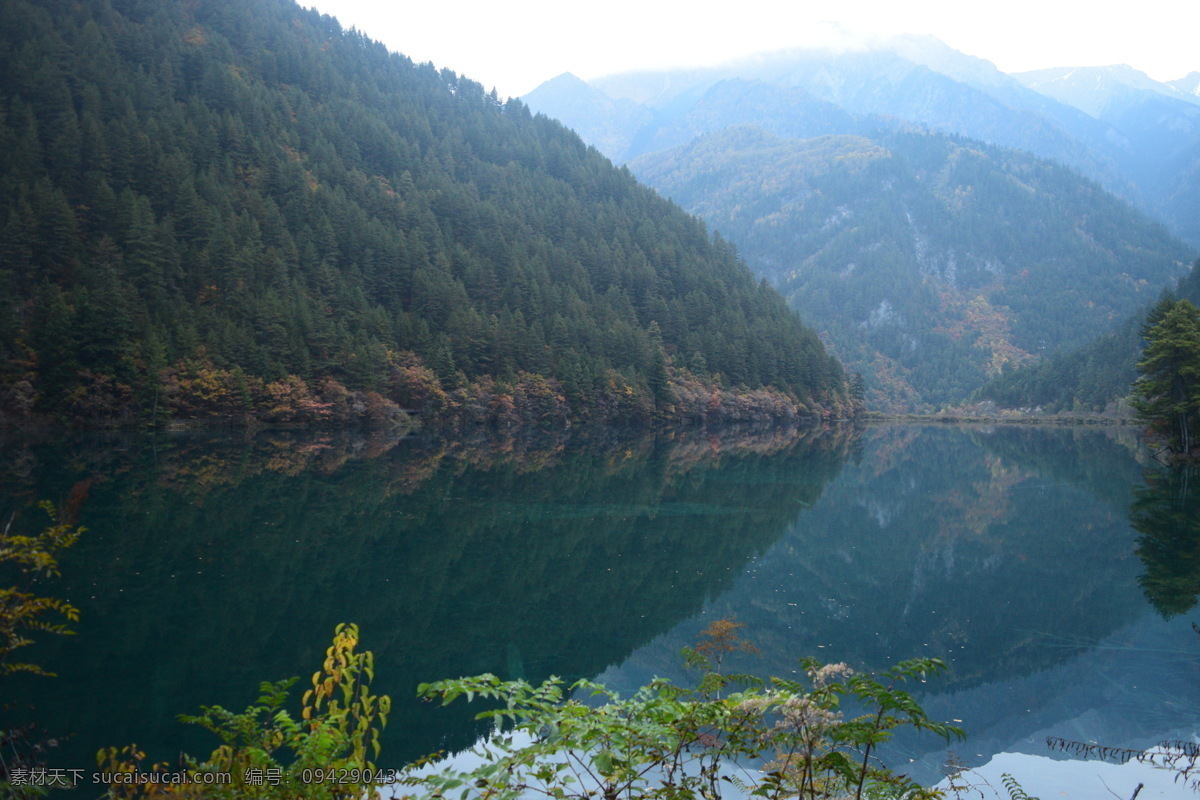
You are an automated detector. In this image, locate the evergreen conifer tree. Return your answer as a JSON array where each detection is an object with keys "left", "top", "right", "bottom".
[{"left": 1132, "top": 299, "right": 1200, "bottom": 456}]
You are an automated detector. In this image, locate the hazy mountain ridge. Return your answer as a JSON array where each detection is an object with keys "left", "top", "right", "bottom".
[
  {"left": 1016, "top": 65, "right": 1200, "bottom": 118},
  {"left": 527, "top": 35, "right": 1200, "bottom": 248},
  {"left": 525, "top": 38, "right": 1199, "bottom": 410},
  {"left": 520, "top": 72, "right": 655, "bottom": 164},
  {"left": 1014, "top": 64, "right": 1200, "bottom": 245},
  {"left": 529, "top": 74, "right": 880, "bottom": 166},
  {"left": 1169, "top": 72, "right": 1200, "bottom": 97},
  {"left": 528, "top": 37, "right": 1135, "bottom": 203}
]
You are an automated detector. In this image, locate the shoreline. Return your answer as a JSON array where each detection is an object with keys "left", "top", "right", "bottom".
[{"left": 863, "top": 411, "right": 1132, "bottom": 426}]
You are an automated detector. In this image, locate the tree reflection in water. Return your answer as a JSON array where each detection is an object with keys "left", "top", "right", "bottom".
[{"left": 1132, "top": 465, "right": 1200, "bottom": 618}]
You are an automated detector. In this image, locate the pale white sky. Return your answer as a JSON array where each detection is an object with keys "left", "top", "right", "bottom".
[{"left": 306, "top": 0, "right": 1200, "bottom": 100}]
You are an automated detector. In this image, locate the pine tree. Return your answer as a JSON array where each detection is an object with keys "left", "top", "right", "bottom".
[
  {"left": 30, "top": 282, "right": 78, "bottom": 410},
  {"left": 1132, "top": 299, "right": 1200, "bottom": 457}
]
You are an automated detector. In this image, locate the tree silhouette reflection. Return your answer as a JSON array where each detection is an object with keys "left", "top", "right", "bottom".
[{"left": 1131, "top": 466, "right": 1200, "bottom": 617}]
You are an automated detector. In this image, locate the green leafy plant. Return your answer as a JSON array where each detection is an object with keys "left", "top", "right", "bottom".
[
  {"left": 97, "top": 623, "right": 391, "bottom": 799},
  {"left": 405, "top": 652, "right": 962, "bottom": 800},
  {"left": 0, "top": 501, "right": 84, "bottom": 677},
  {"left": 1, "top": 496, "right": 86, "bottom": 798}
]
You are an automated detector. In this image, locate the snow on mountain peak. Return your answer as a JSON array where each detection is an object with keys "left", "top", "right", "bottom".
[{"left": 1015, "top": 64, "right": 1200, "bottom": 118}]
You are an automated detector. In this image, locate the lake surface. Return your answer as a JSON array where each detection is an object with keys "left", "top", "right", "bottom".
[{"left": 3, "top": 423, "right": 1197, "bottom": 796}]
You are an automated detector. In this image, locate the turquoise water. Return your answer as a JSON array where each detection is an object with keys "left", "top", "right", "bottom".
[{"left": 3, "top": 423, "right": 1196, "bottom": 788}]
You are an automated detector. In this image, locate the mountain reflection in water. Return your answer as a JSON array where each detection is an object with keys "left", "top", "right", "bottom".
[{"left": 4, "top": 423, "right": 1196, "bottom": 792}]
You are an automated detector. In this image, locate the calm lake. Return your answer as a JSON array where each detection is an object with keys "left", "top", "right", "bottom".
[{"left": 4, "top": 422, "right": 1198, "bottom": 795}]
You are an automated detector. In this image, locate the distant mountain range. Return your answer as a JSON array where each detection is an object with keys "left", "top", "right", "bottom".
[
  {"left": 1017, "top": 64, "right": 1200, "bottom": 118},
  {"left": 528, "top": 37, "right": 1200, "bottom": 247},
  {"left": 1013, "top": 64, "right": 1200, "bottom": 247},
  {"left": 525, "top": 37, "right": 1199, "bottom": 410}
]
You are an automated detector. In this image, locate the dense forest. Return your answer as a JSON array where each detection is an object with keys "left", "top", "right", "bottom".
[{"left": 0, "top": 0, "right": 856, "bottom": 429}]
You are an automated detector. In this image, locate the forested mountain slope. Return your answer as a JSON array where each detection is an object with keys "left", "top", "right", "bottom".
[
  {"left": 0, "top": 0, "right": 853, "bottom": 428},
  {"left": 630, "top": 126, "right": 1192, "bottom": 409},
  {"left": 976, "top": 259, "right": 1200, "bottom": 413}
]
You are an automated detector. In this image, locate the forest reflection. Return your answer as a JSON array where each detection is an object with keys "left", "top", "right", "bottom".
[{"left": 3, "top": 423, "right": 854, "bottom": 769}]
